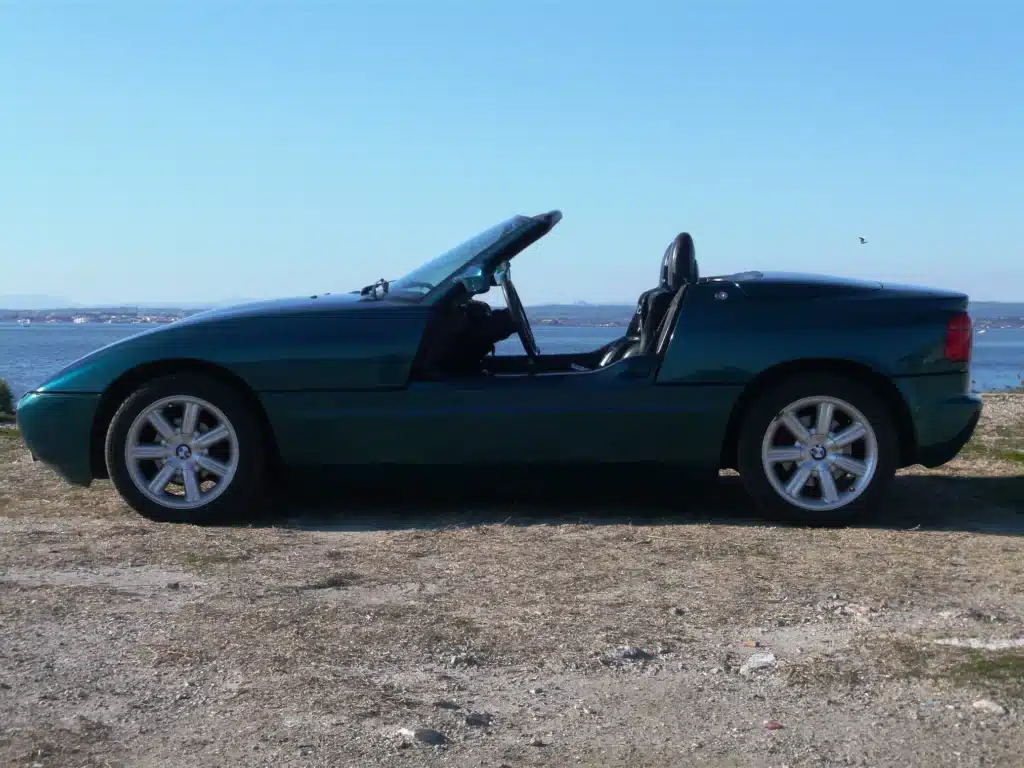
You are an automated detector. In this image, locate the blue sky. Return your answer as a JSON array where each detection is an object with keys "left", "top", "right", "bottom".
[{"left": 2, "top": 0, "right": 1022, "bottom": 306}]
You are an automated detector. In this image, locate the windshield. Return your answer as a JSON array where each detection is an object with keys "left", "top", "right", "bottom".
[{"left": 386, "top": 216, "right": 530, "bottom": 299}]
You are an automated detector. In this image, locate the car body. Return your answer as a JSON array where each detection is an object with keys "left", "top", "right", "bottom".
[{"left": 16, "top": 210, "right": 982, "bottom": 525}]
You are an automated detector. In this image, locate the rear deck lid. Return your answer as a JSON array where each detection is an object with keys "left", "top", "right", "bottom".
[{"left": 711, "top": 271, "right": 884, "bottom": 300}]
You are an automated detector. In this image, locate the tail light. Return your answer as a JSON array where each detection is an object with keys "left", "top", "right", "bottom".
[{"left": 945, "top": 312, "right": 973, "bottom": 362}]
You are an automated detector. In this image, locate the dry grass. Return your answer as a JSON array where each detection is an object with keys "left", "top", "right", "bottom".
[{"left": 1, "top": 396, "right": 1022, "bottom": 767}]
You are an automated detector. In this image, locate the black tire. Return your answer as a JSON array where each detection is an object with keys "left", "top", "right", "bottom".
[
  {"left": 735, "top": 373, "right": 899, "bottom": 526},
  {"left": 104, "top": 373, "right": 267, "bottom": 524}
]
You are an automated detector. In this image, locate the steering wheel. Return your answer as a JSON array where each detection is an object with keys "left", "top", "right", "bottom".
[{"left": 499, "top": 265, "right": 540, "bottom": 358}]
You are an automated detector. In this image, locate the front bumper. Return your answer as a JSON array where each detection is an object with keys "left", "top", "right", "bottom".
[
  {"left": 896, "top": 374, "right": 983, "bottom": 468},
  {"left": 16, "top": 392, "right": 100, "bottom": 486}
]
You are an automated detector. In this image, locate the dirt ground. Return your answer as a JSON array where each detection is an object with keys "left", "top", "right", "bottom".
[{"left": 1, "top": 395, "right": 1022, "bottom": 768}]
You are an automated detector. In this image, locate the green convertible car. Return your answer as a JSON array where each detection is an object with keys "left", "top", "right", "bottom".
[{"left": 17, "top": 210, "right": 982, "bottom": 525}]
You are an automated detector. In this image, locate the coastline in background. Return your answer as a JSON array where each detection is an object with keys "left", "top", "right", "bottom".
[
  {"left": 2, "top": 321, "right": 1021, "bottom": 401},
  {"left": 3, "top": 299, "right": 1024, "bottom": 330}
]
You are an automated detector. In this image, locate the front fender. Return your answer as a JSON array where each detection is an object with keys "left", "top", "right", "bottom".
[
  {"left": 34, "top": 314, "right": 429, "bottom": 395},
  {"left": 34, "top": 325, "right": 172, "bottom": 394}
]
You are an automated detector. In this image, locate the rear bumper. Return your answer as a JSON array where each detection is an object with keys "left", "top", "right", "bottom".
[
  {"left": 16, "top": 392, "right": 99, "bottom": 486},
  {"left": 896, "top": 374, "right": 983, "bottom": 468}
]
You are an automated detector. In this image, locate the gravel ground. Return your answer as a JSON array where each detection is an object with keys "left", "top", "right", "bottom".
[{"left": 1, "top": 395, "right": 1022, "bottom": 767}]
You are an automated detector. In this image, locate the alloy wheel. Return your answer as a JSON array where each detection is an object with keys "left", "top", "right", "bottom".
[
  {"left": 760, "top": 395, "right": 879, "bottom": 512},
  {"left": 123, "top": 395, "right": 240, "bottom": 510}
]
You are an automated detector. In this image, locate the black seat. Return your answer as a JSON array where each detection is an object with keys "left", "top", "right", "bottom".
[
  {"left": 601, "top": 232, "right": 698, "bottom": 366},
  {"left": 596, "top": 252, "right": 670, "bottom": 365},
  {"left": 625, "top": 251, "right": 670, "bottom": 338}
]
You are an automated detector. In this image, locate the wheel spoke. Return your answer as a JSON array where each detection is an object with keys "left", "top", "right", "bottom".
[
  {"left": 131, "top": 444, "right": 172, "bottom": 460},
  {"left": 193, "top": 424, "right": 229, "bottom": 449},
  {"left": 766, "top": 446, "right": 804, "bottom": 463},
  {"left": 831, "top": 423, "right": 867, "bottom": 448},
  {"left": 815, "top": 401, "right": 835, "bottom": 437},
  {"left": 194, "top": 454, "right": 230, "bottom": 477},
  {"left": 180, "top": 402, "right": 200, "bottom": 437},
  {"left": 780, "top": 411, "right": 812, "bottom": 444},
  {"left": 817, "top": 466, "right": 840, "bottom": 504},
  {"left": 148, "top": 410, "right": 177, "bottom": 442},
  {"left": 147, "top": 463, "right": 176, "bottom": 495},
  {"left": 785, "top": 462, "right": 814, "bottom": 497},
  {"left": 833, "top": 455, "right": 868, "bottom": 476},
  {"left": 182, "top": 467, "right": 201, "bottom": 503}
]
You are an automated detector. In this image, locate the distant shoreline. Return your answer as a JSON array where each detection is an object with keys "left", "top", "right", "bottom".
[{"left": 2, "top": 305, "right": 1024, "bottom": 330}]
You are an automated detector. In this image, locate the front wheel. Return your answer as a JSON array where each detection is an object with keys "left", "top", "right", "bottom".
[
  {"left": 104, "top": 374, "right": 267, "bottom": 524},
  {"left": 736, "top": 373, "right": 898, "bottom": 526}
]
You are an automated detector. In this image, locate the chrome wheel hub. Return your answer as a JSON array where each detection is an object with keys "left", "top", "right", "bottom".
[
  {"left": 124, "top": 395, "right": 239, "bottom": 510},
  {"left": 761, "top": 395, "right": 878, "bottom": 512}
]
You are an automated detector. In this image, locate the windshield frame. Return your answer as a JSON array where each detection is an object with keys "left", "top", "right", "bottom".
[{"left": 382, "top": 216, "right": 535, "bottom": 303}]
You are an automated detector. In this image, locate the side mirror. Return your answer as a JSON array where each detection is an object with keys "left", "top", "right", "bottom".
[
  {"left": 458, "top": 275, "right": 491, "bottom": 294},
  {"left": 455, "top": 265, "right": 492, "bottom": 295}
]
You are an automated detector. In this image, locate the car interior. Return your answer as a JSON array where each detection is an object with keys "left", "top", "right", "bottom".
[{"left": 410, "top": 233, "right": 700, "bottom": 380}]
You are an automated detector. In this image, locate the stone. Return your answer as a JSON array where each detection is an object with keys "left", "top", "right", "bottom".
[
  {"left": 739, "top": 652, "right": 777, "bottom": 676},
  {"left": 465, "top": 711, "right": 492, "bottom": 726},
  {"left": 935, "top": 637, "right": 1024, "bottom": 650},
  {"left": 972, "top": 699, "right": 1007, "bottom": 715},
  {"left": 609, "top": 646, "right": 652, "bottom": 661},
  {"left": 398, "top": 727, "right": 446, "bottom": 745}
]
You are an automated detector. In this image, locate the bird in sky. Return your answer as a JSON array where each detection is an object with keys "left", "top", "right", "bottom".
[{"left": 858, "top": 236, "right": 868, "bottom": 244}]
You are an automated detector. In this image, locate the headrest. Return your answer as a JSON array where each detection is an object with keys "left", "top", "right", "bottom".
[{"left": 664, "top": 232, "right": 698, "bottom": 290}]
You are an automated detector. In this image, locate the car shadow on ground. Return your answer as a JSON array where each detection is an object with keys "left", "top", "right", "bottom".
[{"left": 266, "top": 466, "right": 1024, "bottom": 537}]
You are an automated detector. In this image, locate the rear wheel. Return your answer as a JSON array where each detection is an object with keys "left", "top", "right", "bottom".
[
  {"left": 104, "top": 374, "right": 267, "bottom": 524},
  {"left": 736, "top": 373, "right": 898, "bottom": 526}
]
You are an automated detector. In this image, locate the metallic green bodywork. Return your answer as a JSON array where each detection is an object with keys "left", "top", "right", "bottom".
[
  {"left": 28, "top": 295, "right": 431, "bottom": 394},
  {"left": 17, "top": 392, "right": 99, "bottom": 485},
  {"left": 16, "top": 225, "right": 983, "bottom": 487},
  {"left": 260, "top": 359, "right": 741, "bottom": 467},
  {"left": 894, "top": 374, "right": 983, "bottom": 467}
]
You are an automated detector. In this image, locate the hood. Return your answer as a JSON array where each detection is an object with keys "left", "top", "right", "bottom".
[
  {"left": 174, "top": 292, "right": 366, "bottom": 325},
  {"left": 28, "top": 291, "right": 428, "bottom": 395},
  {"left": 167, "top": 290, "right": 437, "bottom": 327}
]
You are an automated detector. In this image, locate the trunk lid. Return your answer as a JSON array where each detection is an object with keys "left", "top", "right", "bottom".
[{"left": 723, "top": 271, "right": 884, "bottom": 300}]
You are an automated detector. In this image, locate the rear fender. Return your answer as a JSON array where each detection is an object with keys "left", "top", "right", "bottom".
[{"left": 655, "top": 282, "right": 960, "bottom": 385}]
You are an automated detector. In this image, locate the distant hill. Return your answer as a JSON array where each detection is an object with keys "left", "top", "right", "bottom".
[
  {"left": 0, "top": 294, "right": 77, "bottom": 310},
  {"left": 526, "top": 303, "right": 635, "bottom": 325},
  {"left": 129, "top": 298, "right": 260, "bottom": 310},
  {"left": 968, "top": 301, "right": 1024, "bottom": 320},
  {"left": 0, "top": 299, "right": 257, "bottom": 312}
]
